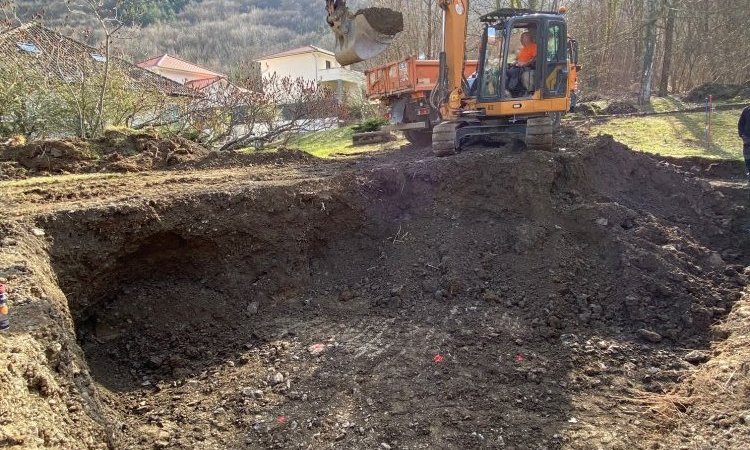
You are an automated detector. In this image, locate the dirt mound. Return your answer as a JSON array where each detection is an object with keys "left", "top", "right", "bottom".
[
  {"left": 0, "top": 132, "right": 209, "bottom": 177},
  {"left": 0, "top": 134, "right": 317, "bottom": 180},
  {"left": 574, "top": 102, "right": 601, "bottom": 116},
  {"left": 1, "top": 136, "right": 748, "bottom": 449},
  {"left": 190, "top": 146, "right": 316, "bottom": 170},
  {"left": 685, "top": 82, "right": 750, "bottom": 102},
  {"left": 0, "top": 139, "right": 98, "bottom": 174},
  {"left": 357, "top": 7, "right": 404, "bottom": 35},
  {"left": 657, "top": 155, "right": 748, "bottom": 179},
  {"left": 602, "top": 100, "right": 639, "bottom": 115}
]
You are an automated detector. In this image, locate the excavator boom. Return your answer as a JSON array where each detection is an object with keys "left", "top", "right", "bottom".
[{"left": 325, "top": 0, "right": 404, "bottom": 66}]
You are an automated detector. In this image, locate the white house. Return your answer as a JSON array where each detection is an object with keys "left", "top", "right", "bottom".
[{"left": 255, "top": 46, "right": 364, "bottom": 101}]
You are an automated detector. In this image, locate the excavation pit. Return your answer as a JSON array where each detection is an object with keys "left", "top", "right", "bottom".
[{"left": 2, "top": 137, "right": 749, "bottom": 449}]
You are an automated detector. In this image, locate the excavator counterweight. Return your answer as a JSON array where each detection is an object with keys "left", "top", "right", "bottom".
[{"left": 326, "top": 0, "right": 404, "bottom": 66}]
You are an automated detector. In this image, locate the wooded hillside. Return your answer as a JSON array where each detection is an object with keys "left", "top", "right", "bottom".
[
  {"left": 4, "top": 0, "right": 334, "bottom": 74},
  {"left": 3, "top": 0, "right": 749, "bottom": 96}
]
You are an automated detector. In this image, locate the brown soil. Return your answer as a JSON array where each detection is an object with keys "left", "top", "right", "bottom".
[
  {"left": 602, "top": 101, "right": 639, "bottom": 115},
  {"left": 357, "top": 7, "right": 404, "bottom": 36},
  {"left": 685, "top": 82, "right": 750, "bottom": 103},
  {"left": 0, "top": 131, "right": 313, "bottom": 181},
  {"left": 0, "top": 135, "right": 749, "bottom": 449}
]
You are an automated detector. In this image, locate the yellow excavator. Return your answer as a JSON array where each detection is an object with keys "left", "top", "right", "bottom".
[{"left": 326, "top": 0, "right": 579, "bottom": 156}]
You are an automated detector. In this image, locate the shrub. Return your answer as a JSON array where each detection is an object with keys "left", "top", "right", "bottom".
[{"left": 352, "top": 117, "right": 388, "bottom": 133}]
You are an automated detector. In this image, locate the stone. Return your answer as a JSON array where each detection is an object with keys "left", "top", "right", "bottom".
[
  {"left": 482, "top": 290, "right": 501, "bottom": 303},
  {"left": 708, "top": 252, "right": 725, "bottom": 269},
  {"left": 31, "top": 227, "right": 46, "bottom": 237},
  {"left": 381, "top": 444, "right": 392, "bottom": 450},
  {"left": 637, "top": 329, "right": 663, "bottom": 343},
  {"left": 308, "top": 343, "right": 327, "bottom": 355},
  {"left": 595, "top": 218, "right": 609, "bottom": 227},
  {"left": 547, "top": 315, "right": 563, "bottom": 329},
  {"left": 422, "top": 278, "right": 439, "bottom": 293},
  {"left": 242, "top": 388, "right": 264, "bottom": 399},
  {"left": 684, "top": 350, "right": 710, "bottom": 365},
  {"left": 246, "top": 301, "right": 259, "bottom": 316},
  {"left": 269, "top": 372, "right": 284, "bottom": 386},
  {"left": 339, "top": 289, "right": 354, "bottom": 302}
]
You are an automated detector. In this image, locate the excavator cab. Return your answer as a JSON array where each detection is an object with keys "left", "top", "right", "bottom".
[{"left": 475, "top": 10, "right": 570, "bottom": 103}]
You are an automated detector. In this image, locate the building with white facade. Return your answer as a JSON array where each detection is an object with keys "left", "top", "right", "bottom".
[{"left": 255, "top": 46, "right": 364, "bottom": 101}]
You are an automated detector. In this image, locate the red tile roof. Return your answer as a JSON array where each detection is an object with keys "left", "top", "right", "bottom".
[
  {"left": 185, "top": 76, "right": 225, "bottom": 90},
  {"left": 137, "top": 53, "right": 225, "bottom": 78},
  {"left": 256, "top": 45, "right": 334, "bottom": 61}
]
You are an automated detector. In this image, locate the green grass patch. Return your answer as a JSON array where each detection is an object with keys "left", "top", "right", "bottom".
[
  {"left": 591, "top": 100, "right": 744, "bottom": 161},
  {"left": 287, "top": 126, "right": 404, "bottom": 158}
]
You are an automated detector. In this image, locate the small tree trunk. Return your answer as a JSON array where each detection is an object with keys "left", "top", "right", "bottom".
[
  {"left": 639, "top": 0, "right": 658, "bottom": 104},
  {"left": 658, "top": 0, "right": 676, "bottom": 96},
  {"left": 426, "top": 0, "right": 432, "bottom": 58},
  {"left": 94, "top": 32, "right": 110, "bottom": 135}
]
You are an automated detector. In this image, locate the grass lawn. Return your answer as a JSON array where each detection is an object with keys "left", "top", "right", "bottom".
[
  {"left": 285, "top": 126, "right": 405, "bottom": 158},
  {"left": 590, "top": 97, "right": 746, "bottom": 161}
]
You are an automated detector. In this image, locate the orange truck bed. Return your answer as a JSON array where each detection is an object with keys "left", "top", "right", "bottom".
[{"left": 366, "top": 57, "right": 479, "bottom": 100}]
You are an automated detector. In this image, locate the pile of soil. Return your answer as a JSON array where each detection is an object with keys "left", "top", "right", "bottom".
[
  {"left": 357, "top": 7, "right": 404, "bottom": 35},
  {"left": 0, "top": 133, "right": 315, "bottom": 180},
  {"left": 602, "top": 100, "right": 639, "bottom": 115},
  {"left": 685, "top": 82, "right": 750, "bottom": 102},
  {"left": 574, "top": 102, "right": 601, "bottom": 116},
  {"left": 0, "top": 131, "right": 209, "bottom": 178},
  {"left": 191, "top": 147, "right": 315, "bottom": 170},
  {"left": 0, "top": 135, "right": 748, "bottom": 449}
]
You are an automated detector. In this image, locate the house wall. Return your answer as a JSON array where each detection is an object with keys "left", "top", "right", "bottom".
[
  {"left": 320, "top": 80, "right": 363, "bottom": 101},
  {"left": 257, "top": 52, "right": 341, "bottom": 83}
]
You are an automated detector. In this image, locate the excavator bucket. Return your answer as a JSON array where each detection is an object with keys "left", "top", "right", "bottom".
[{"left": 326, "top": 1, "right": 403, "bottom": 66}]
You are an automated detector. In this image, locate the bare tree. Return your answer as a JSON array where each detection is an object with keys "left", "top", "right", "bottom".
[
  {"left": 639, "top": 0, "right": 658, "bottom": 104},
  {"left": 164, "top": 75, "right": 344, "bottom": 152},
  {"left": 658, "top": 0, "right": 677, "bottom": 96},
  {"left": 65, "top": 0, "right": 128, "bottom": 135}
]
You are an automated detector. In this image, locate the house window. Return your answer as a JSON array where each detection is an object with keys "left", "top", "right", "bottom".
[
  {"left": 90, "top": 53, "right": 107, "bottom": 62},
  {"left": 17, "top": 42, "right": 41, "bottom": 54},
  {"left": 325, "top": 60, "right": 332, "bottom": 69}
]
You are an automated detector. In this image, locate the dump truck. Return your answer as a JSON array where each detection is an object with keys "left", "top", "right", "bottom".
[{"left": 365, "top": 57, "right": 478, "bottom": 146}]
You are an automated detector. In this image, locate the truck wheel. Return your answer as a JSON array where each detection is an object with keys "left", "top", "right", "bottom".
[
  {"left": 525, "top": 116, "right": 555, "bottom": 151},
  {"left": 404, "top": 130, "right": 433, "bottom": 147}
]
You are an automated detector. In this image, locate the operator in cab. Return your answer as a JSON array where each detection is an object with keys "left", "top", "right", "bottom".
[{"left": 507, "top": 31, "right": 537, "bottom": 94}]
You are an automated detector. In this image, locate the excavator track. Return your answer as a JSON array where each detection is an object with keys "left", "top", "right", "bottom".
[
  {"left": 432, "top": 121, "right": 461, "bottom": 157},
  {"left": 525, "top": 116, "right": 555, "bottom": 151}
]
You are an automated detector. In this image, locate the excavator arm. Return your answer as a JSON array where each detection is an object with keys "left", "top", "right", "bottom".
[
  {"left": 325, "top": 0, "right": 404, "bottom": 66},
  {"left": 435, "top": 0, "right": 471, "bottom": 116}
]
